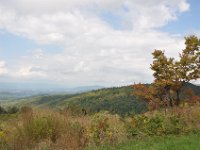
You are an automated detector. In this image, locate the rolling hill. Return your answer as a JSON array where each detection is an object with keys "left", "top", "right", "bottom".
[{"left": 1, "top": 83, "right": 200, "bottom": 116}]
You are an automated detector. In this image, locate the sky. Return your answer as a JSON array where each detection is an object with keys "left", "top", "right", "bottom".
[{"left": 0, "top": 0, "right": 199, "bottom": 87}]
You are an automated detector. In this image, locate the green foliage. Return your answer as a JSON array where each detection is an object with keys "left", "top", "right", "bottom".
[
  {"left": 89, "top": 111, "right": 126, "bottom": 146},
  {"left": 147, "top": 115, "right": 165, "bottom": 135},
  {"left": 0, "top": 106, "right": 6, "bottom": 114},
  {"left": 0, "top": 106, "right": 19, "bottom": 114},
  {"left": 2, "top": 86, "right": 148, "bottom": 116},
  {"left": 165, "top": 116, "right": 186, "bottom": 134},
  {"left": 126, "top": 112, "right": 191, "bottom": 137},
  {"left": 66, "top": 86, "right": 147, "bottom": 116},
  {"left": 6, "top": 106, "right": 19, "bottom": 114}
]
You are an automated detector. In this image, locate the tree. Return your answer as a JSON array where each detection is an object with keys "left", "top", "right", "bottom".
[
  {"left": 150, "top": 50, "right": 174, "bottom": 107},
  {"left": 132, "top": 83, "right": 168, "bottom": 111},
  {"left": 150, "top": 35, "right": 200, "bottom": 106},
  {"left": 133, "top": 35, "right": 200, "bottom": 110},
  {"left": 173, "top": 35, "right": 200, "bottom": 105},
  {"left": 133, "top": 83, "right": 157, "bottom": 111}
]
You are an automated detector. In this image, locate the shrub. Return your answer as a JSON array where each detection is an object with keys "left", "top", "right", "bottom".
[
  {"left": 6, "top": 106, "right": 19, "bottom": 114},
  {"left": 126, "top": 112, "right": 190, "bottom": 137},
  {"left": 162, "top": 115, "right": 188, "bottom": 135},
  {"left": 89, "top": 111, "right": 126, "bottom": 146},
  {"left": 0, "top": 106, "right": 7, "bottom": 114},
  {"left": 147, "top": 115, "right": 165, "bottom": 135}
]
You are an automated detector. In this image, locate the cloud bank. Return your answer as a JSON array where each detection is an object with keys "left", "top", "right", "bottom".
[{"left": 0, "top": 0, "right": 194, "bottom": 86}]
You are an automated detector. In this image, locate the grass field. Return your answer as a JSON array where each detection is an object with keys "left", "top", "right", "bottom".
[{"left": 87, "top": 133, "right": 200, "bottom": 150}]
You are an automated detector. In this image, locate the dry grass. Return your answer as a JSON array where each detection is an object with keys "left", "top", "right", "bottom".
[
  {"left": 1, "top": 104, "right": 200, "bottom": 150},
  {"left": 1, "top": 108, "right": 126, "bottom": 150}
]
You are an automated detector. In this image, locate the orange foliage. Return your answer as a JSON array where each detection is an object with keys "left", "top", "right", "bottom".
[
  {"left": 132, "top": 83, "right": 161, "bottom": 111},
  {"left": 132, "top": 83, "right": 154, "bottom": 102}
]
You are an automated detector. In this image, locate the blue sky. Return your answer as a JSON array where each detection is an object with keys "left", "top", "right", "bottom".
[
  {"left": 0, "top": 30, "right": 63, "bottom": 63},
  {"left": 0, "top": 0, "right": 199, "bottom": 87},
  {"left": 161, "top": 0, "right": 200, "bottom": 34}
]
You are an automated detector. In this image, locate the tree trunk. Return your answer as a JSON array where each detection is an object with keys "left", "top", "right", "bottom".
[
  {"left": 169, "top": 98, "right": 173, "bottom": 107},
  {"left": 165, "top": 86, "right": 173, "bottom": 107},
  {"left": 176, "top": 90, "right": 180, "bottom": 106}
]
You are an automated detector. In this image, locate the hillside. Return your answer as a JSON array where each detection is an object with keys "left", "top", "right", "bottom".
[
  {"left": 61, "top": 86, "right": 147, "bottom": 115},
  {"left": 3, "top": 86, "right": 147, "bottom": 116},
  {"left": 2, "top": 83, "right": 199, "bottom": 116}
]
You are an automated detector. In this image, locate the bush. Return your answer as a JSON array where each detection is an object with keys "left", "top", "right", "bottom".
[
  {"left": 6, "top": 106, "right": 19, "bottom": 114},
  {"left": 0, "top": 106, "right": 6, "bottom": 114},
  {"left": 0, "top": 106, "right": 19, "bottom": 114},
  {"left": 126, "top": 112, "right": 190, "bottom": 137},
  {"left": 89, "top": 111, "right": 126, "bottom": 146},
  {"left": 147, "top": 115, "right": 165, "bottom": 135}
]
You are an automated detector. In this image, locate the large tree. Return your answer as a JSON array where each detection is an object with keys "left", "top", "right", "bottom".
[
  {"left": 134, "top": 35, "right": 200, "bottom": 110},
  {"left": 150, "top": 35, "right": 200, "bottom": 106}
]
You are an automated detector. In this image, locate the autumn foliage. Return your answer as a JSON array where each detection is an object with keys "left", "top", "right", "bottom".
[{"left": 133, "top": 35, "right": 200, "bottom": 110}]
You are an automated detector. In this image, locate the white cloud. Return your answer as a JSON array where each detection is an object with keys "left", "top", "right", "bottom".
[
  {"left": 0, "top": 61, "right": 8, "bottom": 75},
  {"left": 0, "top": 0, "right": 190, "bottom": 43},
  {"left": 178, "top": 0, "right": 190, "bottom": 12},
  {"left": 0, "top": 0, "right": 191, "bottom": 86},
  {"left": 16, "top": 65, "right": 47, "bottom": 78}
]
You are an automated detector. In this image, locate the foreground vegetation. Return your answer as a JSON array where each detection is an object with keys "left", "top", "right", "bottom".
[{"left": 1, "top": 104, "right": 200, "bottom": 150}]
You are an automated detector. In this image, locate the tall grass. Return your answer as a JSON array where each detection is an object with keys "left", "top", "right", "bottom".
[{"left": 0, "top": 105, "right": 200, "bottom": 150}]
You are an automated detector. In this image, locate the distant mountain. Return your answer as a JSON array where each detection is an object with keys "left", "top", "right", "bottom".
[
  {"left": 184, "top": 82, "right": 200, "bottom": 96},
  {"left": 0, "top": 82, "right": 104, "bottom": 100},
  {"left": 69, "top": 85, "right": 105, "bottom": 93}
]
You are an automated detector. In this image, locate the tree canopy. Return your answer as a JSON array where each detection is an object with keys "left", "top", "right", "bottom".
[{"left": 133, "top": 35, "right": 200, "bottom": 109}]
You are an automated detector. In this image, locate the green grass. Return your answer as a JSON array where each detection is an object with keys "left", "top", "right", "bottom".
[{"left": 87, "top": 133, "right": 200, "bottom": 150}]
